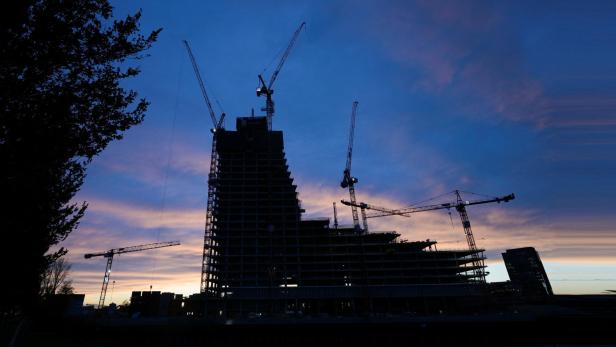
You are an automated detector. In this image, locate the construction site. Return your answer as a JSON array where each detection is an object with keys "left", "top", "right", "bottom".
[
  {"left": 89, "top": 19, "right": 605, "bottom": 314},
  {"left": 18, "top": 20, "right": 616, "bottom": 347},
  {"left": 181, "top": 23, "right": 517, "bottom": 319},
  {"left": 187, "top": 111, "right": 514, "bottom": 318}
]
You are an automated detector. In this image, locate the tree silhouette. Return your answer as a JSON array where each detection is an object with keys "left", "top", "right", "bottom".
[
  {"left": 0, "top": 0, "right": 161, "bottom": 314},
  {"left": 40, "top": 257, "right": 73, "bottom": 296}
]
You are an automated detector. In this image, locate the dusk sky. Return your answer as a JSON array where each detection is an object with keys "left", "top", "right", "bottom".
[{"left": 58, "top": 0, "right": 616, "bottom": 305}]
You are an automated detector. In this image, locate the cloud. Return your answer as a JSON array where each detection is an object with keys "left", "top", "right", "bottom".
[
  {"left": 354, "top": 0, "right": 616, "bottom": 133},
  {"left": 358, "top": 1, "right": 542, "bottom": 120},
  {"left": 63, "top": 179, "right": 615, "bottom": 304},
  {"left": 47, "top": 1, "right": 616, "bottom": 303},
  {"left": 83, "top": 197, "right": 204, "bottom": 230},
  {"left": 96, "top": 136, "right": 211, "bottom": 186},
  {"left": 60, "top": 195, "right": 207, "bottom": 305},
  {"left": 536, "top": 92, "right": 616, "bottom": 130},
  {"left": 70, "top": 267, "right": 200, "bottom": 306},
  {"left": 297, "top": 181, "right": 616, "bottom": 262}
]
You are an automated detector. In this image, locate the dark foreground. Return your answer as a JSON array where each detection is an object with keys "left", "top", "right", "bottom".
[{"left": 6, "top": 313, "right": 616, "bottom": 347}]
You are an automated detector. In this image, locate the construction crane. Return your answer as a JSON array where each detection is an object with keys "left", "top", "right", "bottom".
[
  {"left": 182, "top": 40, "right": 226, "bottom": 294},
  {"left": 342, "top": 190, "right": 515, "bottom": 281},
  {"left": 183, "top": 40, "right": 225, "bottom": 130},
  {"left": 340, "top": 101, "right": 369, "bottom": 233},
  {"left": 84, "top": 241, "right": 180, "bottom": 309},
  {"left": 257, "top": 21, "right": 306, "bottom": 131}
]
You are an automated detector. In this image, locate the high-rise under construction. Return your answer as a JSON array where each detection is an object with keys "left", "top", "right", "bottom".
[{"left": 193, "top": 116, "right": 488, "bottom": 317}]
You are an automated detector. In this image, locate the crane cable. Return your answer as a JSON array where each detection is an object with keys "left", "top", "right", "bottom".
[
  {"left": 406, "top": 190, "right": 500, "bottom": 208},
  {"left": 258, "top": 22, "right": 307, "bottom": 86},
  {"left": 405, "top": 190, "right": 455, "bottom": 208},
  {"left": 458, "top": 190, "right": 500, "bottom": 200},
  {"left": 148, "top": 46, "right": 185, "bottom": 290},
  {"left": 448, "top": 210, "right": 456, "bottom": 234}
]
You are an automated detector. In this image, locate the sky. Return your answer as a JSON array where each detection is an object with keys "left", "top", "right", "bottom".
[{"left": 58, "top": 0, "right": 616, "bottom": 305}]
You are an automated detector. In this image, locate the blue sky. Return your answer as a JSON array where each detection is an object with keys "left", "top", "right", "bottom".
[{"left": 60, "top": 0, "right": 615, "bottom": 304}]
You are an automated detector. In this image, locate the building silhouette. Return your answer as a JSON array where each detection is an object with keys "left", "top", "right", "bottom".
[
  {"left": 130, "top": 291, "right": 183, "bottom": 317},
  {"left": 502, "top": 247, "right": 553, "bottom": 298},
  {"left": 194, "top": 117, "right": 490, "bottom": 317}
]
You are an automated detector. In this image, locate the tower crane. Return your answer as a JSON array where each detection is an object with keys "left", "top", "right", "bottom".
[
  {"left": 182, "top": 40, "right": 226, "bottom": 293},
  {"left": 340, "top": 101, "right": 369, "bottom": 233},
  {"left": 183, "top": 40, "right": 225, "bottom": 130},
  {"left": 85, "top": 241, "right": 180, "bottom": 309},
  {"left": 342, "top": 190, "right": 515, "bottom": 281},
  {"left": 257, "top": 21, "right": 306, "bottom": 131}
]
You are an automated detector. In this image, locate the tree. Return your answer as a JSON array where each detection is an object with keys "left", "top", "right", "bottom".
[
  {"left": 0, "top": 1, "right": 161, "bottom": 314},
  {"left": 58, "top": 281, "right": 75, "bottom": 295},
  {"left": 40, "top": 257, "right": 73, "bottom": 296}
]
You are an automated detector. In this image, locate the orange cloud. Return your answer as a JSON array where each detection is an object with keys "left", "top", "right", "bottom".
[
  {"left": 62, "top": 179, "right": 615, "bottom": 304},
  {"left": 84, "top": 197, "right": 205, "bottom": 230},
  {"left": 96, "top": 138, "right": 211, "bottom": 185},
  {"left": 297, "top": 182, "right": 616, "bottom": 261}
]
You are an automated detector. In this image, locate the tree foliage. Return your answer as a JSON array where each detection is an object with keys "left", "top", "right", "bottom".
[
  {"left": 0, "top": 0, "right": 160, "bottom": 313},
  {"left": 58, "top": 281, "right": 75, "bottom": 295}
]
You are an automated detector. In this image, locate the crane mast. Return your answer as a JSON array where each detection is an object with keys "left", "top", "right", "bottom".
[
  {"left": 257, "top": 21, "right": 306, "bottom": 131},
  {"left": 84, "top": 241, "right": 180, "bottom": 309},
  {"left": 341, "top": 191, "right": 515, "bottom": 281},
  {"left": 454, "top": 190, "right": 483, "bottom": 280},
  {"left": 340, "top": 101, "right": 368, "bottom": 233},
  {"left": 182, "top": 40, "right": 227, "bottom": 295}
]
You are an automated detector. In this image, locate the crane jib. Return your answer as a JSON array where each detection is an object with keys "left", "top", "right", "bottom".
[
  {"left": 346, "top": 191, "right": 515, "bottom": 283},
  {"left": 84, "top": 241, "right": 180, "bottom": 308},
  {"left": 183, "top": 40, "right": 222, "bottom": 129},
  {"left": 257, "top": 21, "right": 306, "bottom": 131}
]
